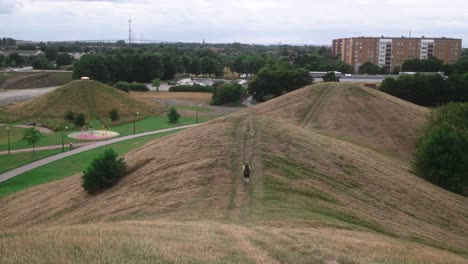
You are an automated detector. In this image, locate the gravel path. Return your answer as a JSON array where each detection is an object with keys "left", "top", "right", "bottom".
[
  {"left": 0, "top": 86, "right": 61, "bottom": 105},
  {"left": 0, "top": 124, "right": 199, "bottom": 183}
]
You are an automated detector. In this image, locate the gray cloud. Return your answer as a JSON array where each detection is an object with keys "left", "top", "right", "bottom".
[
  {"left": 0, "top": 0, "right": 467, "bottom": 46},
  {"left": 0, "top": 0, "right": 17, "bottom": 14}
]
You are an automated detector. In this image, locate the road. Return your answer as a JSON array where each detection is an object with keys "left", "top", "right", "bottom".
[
  {"left": 0, "top": 124, "right": 199, "bottom": 183},
  {"left": 0, "top": 86, "right": 61, "bottom": 105}
]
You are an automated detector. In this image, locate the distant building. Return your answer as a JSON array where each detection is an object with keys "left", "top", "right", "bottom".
[{"left": 332, "top": 36, "right": 462, "bottom": 72}]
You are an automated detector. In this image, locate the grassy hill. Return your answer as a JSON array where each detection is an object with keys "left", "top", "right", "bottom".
[
  {"left": 4, "top": 80, "right": 162, "bottom": 125},
  {"left": 252, "top": 82, "right": 430, "bottom": 160},
  {"left": 1, "top": 83, "right": 467, "bottom": 263}
]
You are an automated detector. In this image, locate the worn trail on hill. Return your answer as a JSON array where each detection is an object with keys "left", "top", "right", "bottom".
[{"left": 300, "top": 84, "right": 337, "bottom": 127}]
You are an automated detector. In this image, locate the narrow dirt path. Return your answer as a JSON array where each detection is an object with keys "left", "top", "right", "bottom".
[
  {"left": 300, "top": 83, "right": 336, "bottom": 127},
  {"left": 14, "top": 125, "right": 54, "bottom": 134}
]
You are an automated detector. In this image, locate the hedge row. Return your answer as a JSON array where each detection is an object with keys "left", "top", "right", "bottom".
[
  {"left": 114, "top": 81, "right": 149, "bottom": 93},
  {"left": 169, "top": 84, "right": 213, "bottom": 93}
]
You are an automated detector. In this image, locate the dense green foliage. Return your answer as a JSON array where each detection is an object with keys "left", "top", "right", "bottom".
[
  {"left": 114, "top": 81, "right": 149, "bottom": 92},
  {"left": 31, "top": 55, "right": 52, "bottom": 69},
  {"left": 401, "top": 57, "right": 444, "bottom": 72},
  {"left": 74, "top": 113, "right": 86, "bottom": 128},
  {"left": 151, "top": 78, "right": 160, "bottom": 91},
  {"left": 167, "top": 107, "right": 181, "bottom": 123},
  {"left": 359, "top": 61, "right": 386, "bottom": 74},
  {"left": 248, "top": 63, "right": 312, "bottom": 101},
  {"left": 211, "top": 83, "right": 245, "bottom": 105},
  {"left": 72, "top": 54, "right": 109, "bottom": 81},
  {"left": 380, "top": 74, "right": 468, "bottom": 106},
  {"left": 414, "top": 103, "right": 468, "bottom": 196},
  {"left": 56, "top": 53, "right": 73, "bottom": 66},
  {"left": 322, "top": 72, "right": 340, "bottom": 82},
  {"left": 82, "top": 148, "right": 128, "bottom": 194},
  {"left": 109, "top": 108, "right": 119, "bottom": 122},
  {"left": 169, "top": 84, "right": 213, "bottom": 93}
]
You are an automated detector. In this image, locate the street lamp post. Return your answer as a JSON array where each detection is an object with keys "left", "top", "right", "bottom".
[
  {"left": 133, "top": 112, "right": 139, "bottom": 134},
  {"left": 6, "top": 126, "right": 10, "bottom": 155},
  {"left": 61, "top": 125, "right": 68, "bottom": 152}
]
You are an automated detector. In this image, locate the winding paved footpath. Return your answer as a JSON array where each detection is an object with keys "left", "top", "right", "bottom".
[{"left": 0, "top": 124, "right": 199, "bottom": 183}]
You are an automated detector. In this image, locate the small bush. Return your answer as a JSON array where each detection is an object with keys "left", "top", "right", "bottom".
[
  {"left": 82, "top": 148, "right": 127, "bottom": 194},
  {"left": 167, "top": 107, "right": 181, "bottom": 123},
  {"left": 322, "top": 72, "right": 340, "bottom": 82},
  {"left": 109, "top": 108, "right": 119, "bottom": 122},
  {"left": 114, "top": 81, "right": 149, "bottom": 92},
  {"left": 64, "top": 111, "right": 75, "bottom": 122},
  {"left": 169, "top": 85, "right": 213, "bottom": 93},
  {"left": 114, "top": 81, "right": 130, "bottom": 93},
  {"left": 74, "top": 113, "right": 86, "bottom": 128}
]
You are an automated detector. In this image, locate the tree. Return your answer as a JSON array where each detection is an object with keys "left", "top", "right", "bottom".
[
  {"left": 82, "top": 148, "right": 127, "bottom": 194},
  {"left": 212, "top": 83, "right": 245, "bottom": 105},
  {"left": 151, "top": 78, "right": 160, "bottom": 92},
  {"left": 23, "top": 128, "right": 42, "bottom": 155},
  {"left": 109, "top": 108, "right": 119, "bottom": 122},
  {"left": 359, "top": 61, "right": 382, "bottom": 74},
  {"left": 32, "top": 55, "right": 51, "bottom": 69},
  {"left": 167, "top": 107, "right": 181, "bottom": 123},
  {"left": 322, "top": 72, "right": 340, "bottom": 82},
  {"left": 56, "top": 53, "right": 72, "bottom": 66},
  {"left": 45, "top": 47, "right": 59, "bottom": 61},
  {"left": 8, "top": 53, "right": 24, "bottom": 66},
  {"left": 74, "top": 113, "right": 86, "bottom": 128},
  {"left": 401, "top": 57, "right": 444, "bottom": 72},
  {"left": 248, "top": 63, "right": 312, "bottom": 101},
  {"left": 414, "top": 103, "right": 468, "bottom": 196},
  {"left": 72, "top": 54, "right": 109, "bottom": 82}
]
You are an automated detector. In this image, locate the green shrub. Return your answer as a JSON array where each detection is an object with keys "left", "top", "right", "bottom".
[
  {"left": 82, "top": 148, "right": 127, "bottom": 194},
  {"left": 109, "top": 108, "right": 119, "bottom": 122},
  {"left": 211, "top": 83, "right": 245, "bottom": 105},
  {"left": 167, "top": 107, "right": 181, "bottom": 123},
  {"left": 114, "top": 81, "right": 130, "bottom": 93},
  {"left": 74, "top": 113, "right": 86, "bottom": 128},
  {"left": 64, "top": 111, "right": 75, "bottom": 122},
  {"left": 322, "top": 72, "right": 340, "bottom": 82},
  {"left": 169, "top": 85, "right": 213, "bottom": 93},
  {"left": 114, "top": 81, "right": 149, "bottom": 92},
  {"left": 414, "top": 103, "right": 468, "bottom": 196}
]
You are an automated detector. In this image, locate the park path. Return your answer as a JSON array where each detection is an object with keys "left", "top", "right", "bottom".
[
  {"left": 0, "top": 124, "right": 199, "bottom": 183},
  {"left": 0, "top": 142, "right": 94, "bottom": 155}
]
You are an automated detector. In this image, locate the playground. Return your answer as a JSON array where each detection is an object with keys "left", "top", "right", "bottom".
[{"left": 67, "top": 130, "right": 119, "bottom": 140}]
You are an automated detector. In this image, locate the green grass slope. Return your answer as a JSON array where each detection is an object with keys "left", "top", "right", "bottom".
[{"left": 6, "top": 80, "right": 161, "bottom": 122}]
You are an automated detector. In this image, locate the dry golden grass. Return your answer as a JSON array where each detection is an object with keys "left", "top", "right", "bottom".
[
  {"left": 131, "top": 91, "right": 212, "bottom": 103},
  {"left": 6, "top": 80, "right": 162, "bottom": 121},
  {"left": 1, "top": 83, "right": 467, "bottom": 263},
  {"left": 252, "top": 82, "right": 429, "bottom": 160},
  {"left": 1, "top": 221, "right": 466, "bottom": 264}
]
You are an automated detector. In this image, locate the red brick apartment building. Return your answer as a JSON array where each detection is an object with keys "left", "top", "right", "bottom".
[{"left": 332, "top": 37, "right": 462, "bottom": 71}]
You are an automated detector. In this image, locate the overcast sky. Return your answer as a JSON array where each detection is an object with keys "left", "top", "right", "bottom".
[{"left": 0, "top": 0, "right": 467, "bottom": 46}]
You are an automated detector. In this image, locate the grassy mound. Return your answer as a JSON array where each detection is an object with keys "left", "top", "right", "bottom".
[
  {"left": 5, "top": 80, "right": 162, "bottom": 124},
  {"left": 252, "top": 82, "right": 430, "bottom": 160},
  {"left": 1, "top": 83, "right": 467, "bottom": 263}
]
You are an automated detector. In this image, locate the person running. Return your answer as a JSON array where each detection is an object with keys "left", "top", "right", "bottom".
[{"left": 243, "top": 162, "right": 251, "bottom": 184}]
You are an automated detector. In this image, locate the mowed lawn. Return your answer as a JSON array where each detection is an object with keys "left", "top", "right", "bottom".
[
  {"left": 0, "top": 149, "right": 63, "bottom": 174},
  {"left": 0, "top": 130, "right": 179, "bottom": 198},
  {"left": 0, "top": 115, "right": 215, "bottom": 151}
]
